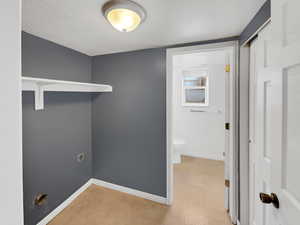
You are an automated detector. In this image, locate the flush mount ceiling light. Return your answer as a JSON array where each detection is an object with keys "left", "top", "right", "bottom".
[{"left": 102, "top": 0, "right": 146, "bottom": 32}]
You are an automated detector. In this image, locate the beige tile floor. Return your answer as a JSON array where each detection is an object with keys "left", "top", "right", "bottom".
[{"left": 49, "top": 156, "right": 232, "bottom": 225}]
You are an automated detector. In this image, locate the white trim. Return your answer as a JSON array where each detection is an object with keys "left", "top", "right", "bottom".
[
  {"left": 237, "top": 219, "right": 241, "bottom": 225},
  {"left": 37, "top": 179, "right": 93, "bottom": 225},
  {"left": 224, "top": 186, "right": 229, "bottom": 210},
  {"left": 231, "top": 41, "right": 240, "bottom": 225},
  {"left": 181, "top": 152, "right": 223, "bottom": 161},
  {"left": 91, "top": 178, "right": 167, "bottom": 204},
  {"left": 166, "top": 41, "right": 239, "bottom": 218},
  {"left": 239, "top": 42, "right": 251, "bottom": 225},
  {"left": 1, "top": 0, "right": 23, "bottom": 224},
  {"left": 36, "top": 178, "right": 167, "bottom": 224}
]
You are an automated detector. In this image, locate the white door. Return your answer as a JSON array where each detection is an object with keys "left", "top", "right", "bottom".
[
  {"left": 249, "top": 23, "right": 273, "bottom": 225},
  {"left": 270, "top": 0, "right": 300, "bottom": 224},
  {"left": 253, "top": 0, "right": 300, "bottom": 224},
  {"left": 249, "top": 37, "right": 258, "bottom": 225},
  {"left": 254, "top": 23, "right": 274, "bottom": 225}
]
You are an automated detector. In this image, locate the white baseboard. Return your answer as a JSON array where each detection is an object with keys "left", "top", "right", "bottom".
[
  {"left": 37, "top": 178, "right": 167, "bottom": 224},
  {"left": 37, "top": 179, "right": 93, "bottom": 225},
  {"left": 181, "top": 152, "right": 224, "bottom": 161},
  {"left": 224, "top": 186, "right": 229, "bottom": 210},
  {"left": 173, "top": 152, "right": 182, "bottom": 164},
  {"left": 91, "top": 178, "right": 167, "bottom": 205}
]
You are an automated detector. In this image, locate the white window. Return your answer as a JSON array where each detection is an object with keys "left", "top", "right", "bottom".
[{"left": 182, "top": 71, "right": 209, "bottom": 107}]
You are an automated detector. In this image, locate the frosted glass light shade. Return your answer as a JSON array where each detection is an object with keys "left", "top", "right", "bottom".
[
  {"left": 102, "top": 0, "right": 146, "bottom": 32},
  {"left": 107, "top": 8, "right": 141, "bottom": 32}
]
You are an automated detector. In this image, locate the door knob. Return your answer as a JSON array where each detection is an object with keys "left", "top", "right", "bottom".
[{"left": 259, "top": 193, "right": 279, "bottom": 209}]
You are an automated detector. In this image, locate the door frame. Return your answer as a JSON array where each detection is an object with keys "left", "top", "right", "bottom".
[
  {"left": 166, "top": 41, "right": 239, "bottom": 223},
  {"left": 0, "top": 0, "right": 23, "bottom": 224}
]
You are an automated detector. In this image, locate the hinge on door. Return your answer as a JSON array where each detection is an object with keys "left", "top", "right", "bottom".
[
  {"left": 225, "top": 179, "right": 230, "bottom": 187},
  {"left": 225, "top": 123, "right": 230, "bottom": 130},
  {"left": 225, "top": 64, "right": 231, "bottom": 72}
]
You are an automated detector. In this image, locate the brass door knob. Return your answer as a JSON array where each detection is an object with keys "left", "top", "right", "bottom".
[{"left": 259, "top": 193, "right": 279, "bottom": 209}]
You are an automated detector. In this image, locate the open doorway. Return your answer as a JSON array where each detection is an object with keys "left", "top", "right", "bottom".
[{"left": 166, "top": 42, "right": 239, "bottom": 225}]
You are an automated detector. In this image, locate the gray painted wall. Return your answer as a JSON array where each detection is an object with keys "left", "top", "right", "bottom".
[
  {"left": 240, "top": 0, "right": 270, "bottom": 45},
  {"left": 90, "top": 38, "right": 239, "bottom": 198},
  {"left": 22, "top": 30, "right": 243, "bottom": 225},
  {"left": 92, "top": 48, "right": 167, "bottom": 197},
  {"left": 22, "top": 32, "right": 92, "bottom": 225},
  {"left": 22, "top": 32, "right": 239, "bottom": 224},
  {"left": 22, "top": 32, "right": 92, "bottom": 82}
]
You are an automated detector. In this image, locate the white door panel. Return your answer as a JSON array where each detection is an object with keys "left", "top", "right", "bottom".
[
  {"left": 272, "top": 0, "right": 300, "bottom": 224},
  {"left": 252, "top": 0, "right": 300, "bottom": 224},
  {"left": 270, "top": 65, "right": 300, "bottom": 225},
  {"left": 248, "top": 18, "right": 299, "bottom": 225},
  {"left": 249, "top": 38, "right": 258, "bottom": 225},
  {"left": 256, "top": 66, "right": 276, "bottom": 225},
  {"left": 280, "top": 66, "right": 300, "bottom": 225},
  {"left": 250, "top": 23, "right": 273, "bottom": 225}
]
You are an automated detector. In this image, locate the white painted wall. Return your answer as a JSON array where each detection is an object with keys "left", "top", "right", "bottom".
[
  {"left": 172, "top": 51, "right": 226, "bottom": 161},
  {"left": 0, "top": 0, "right": 24, "bottom": 224}
]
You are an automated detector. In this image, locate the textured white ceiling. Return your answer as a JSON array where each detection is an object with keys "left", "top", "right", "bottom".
[{"left": 22, "top": 0, "right": 266, "bottom": 56}]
